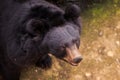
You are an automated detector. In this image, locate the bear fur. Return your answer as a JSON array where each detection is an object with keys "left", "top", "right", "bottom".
[{"left": 0, "top": 0, "right": 82, "bottom": 80}]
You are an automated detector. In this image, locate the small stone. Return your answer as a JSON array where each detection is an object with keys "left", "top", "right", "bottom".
[
  {"left": 114, "top": 33, "right": 118, "bottom": 36},
  {"left": 98, "top": 30, "right": 103, "bottom": 37},
  {"left": 85, "top": 72, "right": 92, "bottom": 77},
  {"left": 99, "top": 32, "right": 103, "bottom": 36},
  {"left": 116, "top": 25, "right": 120, "bottom": 29},
  {"left": 107, "top": 51, "right": 114, "bottom": 57},
  {"left": 87, "top": 46, "right": 91, "bottom": 49},
  {"left": 96, "top": 76, "right": 101, "bottom": 80},
  {"left": 116, "top": 41, "right": 120, "bottom": 46},
  {"left": 116, "top": 59, "right": 120, "bottom": 64},
  {"left": 35, "top": 69, "right": 38, "bottom": 72},
  {"left": 98, "top": 49, "right": 102, "bottom": 54},
  {"left": 98, "top": 47, "right": 105, "bottom": 54},
  {"left": 117, "top": 65, "right": 120, "bottom": 68},
  {"left": 74, "top": 75, "right": 82, "bottom": 80},
  {"left": 96, "top": 57, "right": 103, "bottom": 62},
  {"left": 116, "top": 22, "right": 120, "bottom": 29}
]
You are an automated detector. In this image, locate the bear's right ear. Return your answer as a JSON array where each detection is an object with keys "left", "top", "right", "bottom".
[
  {"left": 64, "top": 4, "right": 81, "bottom": 20},
  {"left": 26, "top": 19, "right": 49, "bottom": 36}
]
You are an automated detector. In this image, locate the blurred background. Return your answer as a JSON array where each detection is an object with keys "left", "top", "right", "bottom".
[{"left": 21, "top": 0, "right": 120, "bottom": 80}]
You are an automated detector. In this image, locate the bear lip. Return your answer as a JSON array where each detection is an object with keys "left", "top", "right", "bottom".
[
  {"left": 62, "top": 58, "right": 79, "bottom": 66},
  {"left": 70, "top": 62, "right": 78, "bottom": 66},
  {"left": 68, "top": 61, "right": 79, "bottom": 66}
]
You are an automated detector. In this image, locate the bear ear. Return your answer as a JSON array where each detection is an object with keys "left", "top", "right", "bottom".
[
  {"left": 64, "top": 4, "right": 81, "bottom": 20},
  {"left": 26, "top": 19, "right": 49, "bottom": 36}
]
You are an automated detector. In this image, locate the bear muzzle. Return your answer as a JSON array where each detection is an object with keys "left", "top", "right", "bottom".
[{"left": 63, "top": 44, "right": 82, "bottom": 66}]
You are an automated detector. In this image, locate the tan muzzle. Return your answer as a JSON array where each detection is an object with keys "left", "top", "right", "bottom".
[{"left": 63, "top": 44, "right": 82, "bottom": 66}]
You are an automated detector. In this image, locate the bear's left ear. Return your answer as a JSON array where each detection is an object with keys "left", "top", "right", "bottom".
[
  {"left": 26, "top": 19, "right": 49, "bottom": 36},
  {"left": 64, "top": 4, "right": 81, "bottom": 20}
]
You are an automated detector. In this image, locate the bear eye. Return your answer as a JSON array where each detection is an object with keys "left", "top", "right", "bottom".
[
  {"left": 60, "top": 45, "right": 66, "bottom": 51},
  {"left": 72, "top": 39, "right": 78, "bottom": 43}
]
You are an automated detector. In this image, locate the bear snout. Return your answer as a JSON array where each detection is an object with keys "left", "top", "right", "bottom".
[{"left": 63, "top": 44, "right": 82, "bottom": 66}]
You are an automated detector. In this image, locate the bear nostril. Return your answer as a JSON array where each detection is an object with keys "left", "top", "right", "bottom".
[{"left": 73, "top": 57, "right": 83, "bottom": 64}]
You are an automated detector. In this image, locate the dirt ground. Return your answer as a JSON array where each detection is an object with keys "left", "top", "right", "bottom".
[{"left": 21, "top": 1, "right": 120, "bottom": 80}]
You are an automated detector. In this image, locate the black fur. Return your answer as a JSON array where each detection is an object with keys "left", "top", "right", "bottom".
[{"left": 0, "top": 0, "right": 81, "bottom": 80}]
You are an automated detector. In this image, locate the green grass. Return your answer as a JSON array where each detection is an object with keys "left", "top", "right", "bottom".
[{"left": 81, "top": 1, "right": 120, "bottom": 42}]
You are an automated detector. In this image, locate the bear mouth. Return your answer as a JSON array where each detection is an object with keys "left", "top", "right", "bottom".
[{"left": 62, "top": 58, "right": 79, "bottom": 66}]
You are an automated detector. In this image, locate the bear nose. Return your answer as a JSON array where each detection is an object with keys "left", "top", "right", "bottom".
[{"left": 73, "top": 57, "right": 83, "bottom": 64}]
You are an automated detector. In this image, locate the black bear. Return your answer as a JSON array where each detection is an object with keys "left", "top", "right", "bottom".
[{"left": 0, "top": 0, "right": 82, "bottom": 80}]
